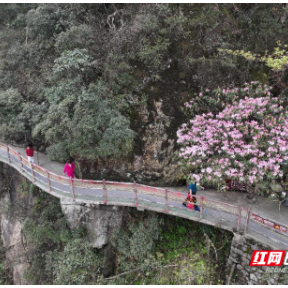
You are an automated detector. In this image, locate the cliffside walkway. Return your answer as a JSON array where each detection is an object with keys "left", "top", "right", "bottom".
[{"left": 0, "top": 143, "right": 288, "bottom": 249}]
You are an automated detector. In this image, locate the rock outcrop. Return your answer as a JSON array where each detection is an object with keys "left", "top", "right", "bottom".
[
  {"left": 226, "top": 233, "right": 288, "bottom": 285},
  {"left": 60, "top": 198, "right": 123, "bottom": 249},
  {"left": 0, "top": 162, "right": 35, "bottom": 284}
]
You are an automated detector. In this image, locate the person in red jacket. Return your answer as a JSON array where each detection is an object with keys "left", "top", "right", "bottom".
[
  {"left": 26, "top": 144, "right": 34, "bottom": 163},
  {"left": 63, "top": 159, "right": 75, "bottom": 178}
]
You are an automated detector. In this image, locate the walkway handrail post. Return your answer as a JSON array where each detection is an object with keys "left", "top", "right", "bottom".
[
  {"left": 200, "top": 196, "right": 204, "bottom": 219},
  {"left": 31, "top": 163, "right": 36, "bottom": 183},
  {"left": 165, "top": 189, "right": 169, "bottom": 212},
  {"left": 46, "top": 170, "right": 51, "bottom": 193},
  {"left": 244, "top": 209, "right": 251, "bottom": 234},
  {"left": 6, "top": 146, "right": 11, "bottom": 164},
  {"left": 134, "top": 182, "right": 138, "bottom": 206},
  {"left": 18, "top": 152, "right": 23, "bottom": 173},
  {"left": 103, "top": 179, "right": 107, "bottom": 204},
  {"left": 70, "top": 177, "right": 75, "bottom": 201},
  {"left": 237, "top": 207, "right": 242, "bottom": 231}
]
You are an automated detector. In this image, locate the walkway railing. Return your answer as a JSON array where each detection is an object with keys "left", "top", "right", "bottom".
[{"left": 0, "top": 143, "right": 287, "bottom": 240}]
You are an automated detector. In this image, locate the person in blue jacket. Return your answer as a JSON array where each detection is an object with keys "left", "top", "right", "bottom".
[{"left": 188, "top": 177, "right": 204, "bottom": 198}]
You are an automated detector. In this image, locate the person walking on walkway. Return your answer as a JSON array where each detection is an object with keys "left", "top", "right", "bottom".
[
  {"left": 63, "top": 159, "right": 75, "bottom": 178},
  {"left": 26, "top": 144, "right": 34, "bottom": 163}
]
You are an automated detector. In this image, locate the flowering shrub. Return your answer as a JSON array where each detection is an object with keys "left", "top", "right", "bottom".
[
  {"left": 184, "top": 81, "right": 272, "bottom": 117},
  {"left": 268, "top": 191, "right": 287, "bottom": 201},
  {"left": 177, "top": 95, "right": 288, "bottom": 197}
]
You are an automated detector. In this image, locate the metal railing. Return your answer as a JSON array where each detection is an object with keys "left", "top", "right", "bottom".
[{"left": 0, "top": 142, "right": 287, "bottom": 239}]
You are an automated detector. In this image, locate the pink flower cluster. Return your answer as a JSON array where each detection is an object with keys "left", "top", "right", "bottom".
[{"left": 178, "top": 95, "right": 288, "bottom": 190}]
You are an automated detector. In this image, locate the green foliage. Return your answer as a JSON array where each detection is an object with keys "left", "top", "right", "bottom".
[
  {"left": 138, "top": 36, "right": 170, "bottom": 71},
  {"left": 0, "top": 238, "right": 11, "bottom": 284},
  {"left": 159, "top": 217, "right": 194, "bottom": 262},
  {"left": 22, "top": 189, "right": 104, "bottom": 285},
  {"left": 106, "top": 213, "right": 233, "bottom": 285},
  {"left": 23, "top": 195, "right": 71, "bottom": 248},
  {"left": 0, "top": 88, "right": 26, "bottom": 142},
  {"left": 49, "top": 239, "right": 101, "bottom": 285},
  {"left": 0, "top": 262, "right": 10, "bottom": 284},
  {"left": 220, "top": 41, "right": 288, "bottom": 71},
  {"left": 53, "top": 49, "right": 91, "bottom": 79},
  {"left": 152, "top": 216, "right": 233, "bottom": 285},
  {"left": 26, "top": 4, "right": 78, "bottom": 42},
  {"left": 104, "top": 53, "right": 137, "bottom": 97},
  {"left": 2, "top": 3, "right": 288, "bottom": 173},
  {"left": 55, "top": 24, "right": 94, "bottom": 54},
  {"left": 34, "top": 80, "right": 135, "bottom": 161},
  {"left": 111, "top": 215, "right": 162, "bottom": 269},
  {"left": 184, "top": 81, "right": 272, "bottom": 119},
  {"left": 0, "top": 4, "right": 36, "bottom": 27},
  {"left": 0, "top": 4, "right": 140, "bottom": 169}
]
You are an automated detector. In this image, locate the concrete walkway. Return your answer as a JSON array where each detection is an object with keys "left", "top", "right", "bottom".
[
  {"left": 11, "top": 145, "right": 64, "bottom": 175},
  {"left": 8, "top": 144, "right": 288, "bottom": 248},
  {"left": 168, "top": 187, "right": 288, "bottom": 229}
]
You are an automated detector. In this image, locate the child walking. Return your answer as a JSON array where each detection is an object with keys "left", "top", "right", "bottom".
[{"left": 26, "top": 144, "right": 34, "bottom": 163}]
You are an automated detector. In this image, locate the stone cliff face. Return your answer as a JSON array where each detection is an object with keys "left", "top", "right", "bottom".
[
  {"left": 0, "top": 163, "right": 35, "bottom": 284},
  {"left": 128, "top": 76, "right": 188, "bottom": 186},
  {"left": 60, "top": 197, "right": 123, "bottom": 249},
  {"left": 81, "top": 79, "right": 187, "bottom": 186},
  {"left": 226, "top": 234, "right": 288, "bottom": 285},
  {"left": 60, "top": 198, "right": 125, "bottom": 277},
  {"left": 132, "top": 99, "right": 183, "bottom": 185}
]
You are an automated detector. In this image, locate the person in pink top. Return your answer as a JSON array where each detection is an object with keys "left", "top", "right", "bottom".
[{"left": 63, "top": 159, "right": 75, "bottom": 178}]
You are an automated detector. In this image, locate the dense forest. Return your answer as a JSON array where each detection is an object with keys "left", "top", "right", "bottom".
[
  {"left": 1, "top": 3, "right": 288, "bottom": 285},
  {"left": 1, "top": 3, "right": 288, "bottom": 184}
]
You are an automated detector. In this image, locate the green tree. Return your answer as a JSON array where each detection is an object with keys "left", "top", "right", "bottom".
[{"left": 50, "top": 239, "right": 101, "bottom": 285}]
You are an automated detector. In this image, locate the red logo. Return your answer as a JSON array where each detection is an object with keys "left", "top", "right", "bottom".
[{"left": 250, "top": 250, "right": 285, "bottom": 266}]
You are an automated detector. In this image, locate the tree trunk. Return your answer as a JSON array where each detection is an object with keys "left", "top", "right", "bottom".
[{"left": 246, "top": 184, "right": 257, "bottom": 200}]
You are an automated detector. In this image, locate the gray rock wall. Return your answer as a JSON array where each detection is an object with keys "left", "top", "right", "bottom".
[
  {"left": 0, "top": 162, "right": 36, "bottom": 285},
  {"left": 60, "top": 198, "right": 123, "bottom": 249},
  {"left": 226, "top": 233, "right": 288, "bottom": 285},
  {"left": 79, "top": 98, "right": 185, "bottom": 186}
]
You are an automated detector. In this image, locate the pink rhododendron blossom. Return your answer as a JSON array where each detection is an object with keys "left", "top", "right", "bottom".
[
  {"left": 206, "top": 167, "right": 212, "bottom": 174},
  {"left": 178, "top": 87, "right": 288, "bottom": 196}
]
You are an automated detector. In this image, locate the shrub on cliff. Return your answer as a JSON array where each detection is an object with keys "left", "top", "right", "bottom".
[{"left": 177, "top": 93, "right": 288, "bottom": 198}]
